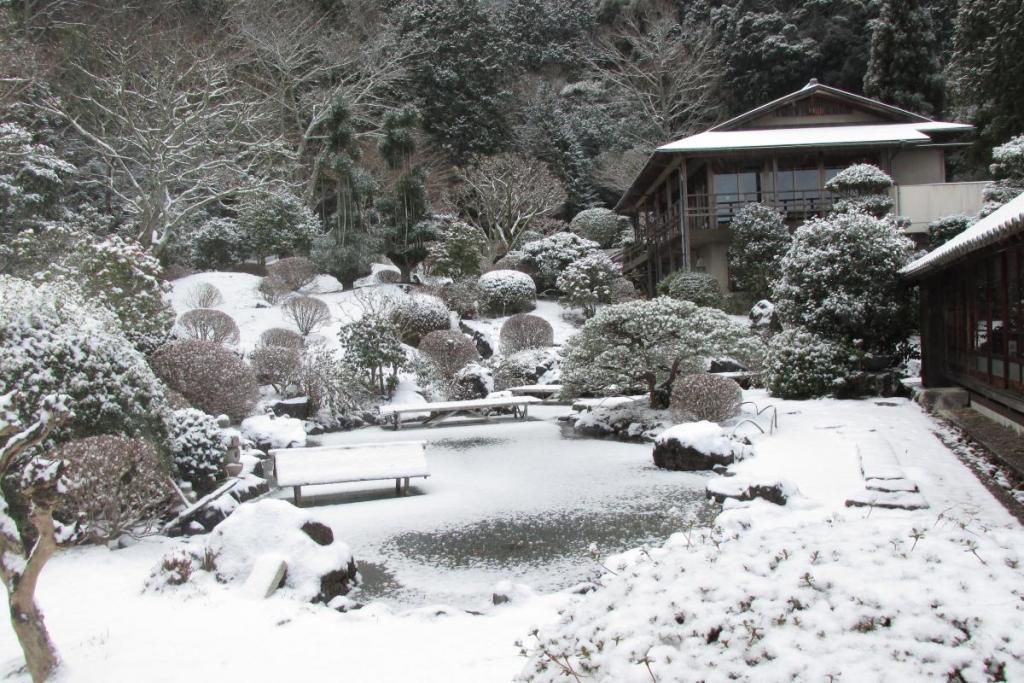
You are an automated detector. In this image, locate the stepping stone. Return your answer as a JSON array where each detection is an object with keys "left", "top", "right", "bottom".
[
  {"left": 856, "top": 437, "right": 907, "bottom": 480},
  {"left": 865, "top": 477, "right": 919, "bottom": 493},
  {"left": 845, "top": 490, "right": 929, "bottom": 510},
  {"left": 242, "top": 554, "right": 288, "bottom": 598},
  {"left": 706, "top": 476, "right": 795, "bottom": 506}
]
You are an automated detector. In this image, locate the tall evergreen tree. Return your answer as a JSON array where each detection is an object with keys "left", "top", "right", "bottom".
[
  {"left": 863, "top": 0, "right": 944, "bottom": 116},
  {"left": 399, "top": 0, "right": 516, "bottom": 165},
  {"left": 949, "top": 0, "right": 1024, "bottom": 152}
]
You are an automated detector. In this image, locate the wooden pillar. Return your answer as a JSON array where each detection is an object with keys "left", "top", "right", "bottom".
[
  {"left": 920, "top": 277, "right": 946, "bottom": 387},
  {"left": 679, "top": 157, "right": 689, "bottom": 271},
  {"left": 666, "top": 173, "right": 676, "bottom": 272}
]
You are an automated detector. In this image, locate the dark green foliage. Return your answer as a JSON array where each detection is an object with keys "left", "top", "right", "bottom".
[
  {"left": 497, "top": 0, "right": 596, "bottom": 73},
  {"left": 239, "top": 190, "right": 321, "bottom": 264},
  {"left": 400, "top": 0, "right": 516, "bottom": 164},
  {"left": 949, "top": 0, "right": 1024, "bottom": 153},
  {"left": 863, "top": 0, "right": 944, "bottom": 116},
  {"left": 927, "top": 214, "right": 973, "bottom": 249},
  {"left": 726, "top": 203, "right": 790, "bottom": 300}
]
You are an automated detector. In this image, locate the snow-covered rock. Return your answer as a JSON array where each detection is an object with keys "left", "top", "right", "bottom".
[
  {"left": 571, "top": 400, "right": 672, "bottom": 442},
  {"left": 300, "top": 274, "right": 344, "bottom": 294},
  {"left": 653, "top": 421, "right": 737, "bottom": 470},
  {"left": 240, "top": 413, "right": 306, "bottom": 450},
  {"left": 705, "top": 475, "right": 798, "bottom": 506},
  {"left": 209, "top": 499, "right": 357, "bottom": 603}
]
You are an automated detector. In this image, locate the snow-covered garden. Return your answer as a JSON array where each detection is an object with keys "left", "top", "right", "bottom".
[{"left": 4, "top": 9, "right": 1024, "bottom": 675}]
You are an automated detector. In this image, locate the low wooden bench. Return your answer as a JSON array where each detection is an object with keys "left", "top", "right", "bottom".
[
  {"left": 379, "top": 396, "right": 541, "bottom": 430},
  {"left": 271, "top": 441, "right": 429, "bottom": 505}
]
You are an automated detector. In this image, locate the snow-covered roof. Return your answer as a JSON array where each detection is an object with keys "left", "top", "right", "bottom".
[
  {"left": 657, "top": 122, "right": 972, "bottom": 154},
  {"left": 901, "top": 191, "right": 1024, "bottom": 278}
]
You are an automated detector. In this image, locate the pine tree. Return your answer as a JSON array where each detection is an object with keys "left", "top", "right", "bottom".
[{"left": 863, "top": 0, "right": 944, "bottom": 116}]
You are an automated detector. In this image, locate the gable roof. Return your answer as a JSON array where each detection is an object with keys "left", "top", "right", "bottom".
[
  {"left": 901, "top": 191, "right": 1024, "bottom": 279},
  {"left": 709, "top": 79, "right": 932, "bottom": 131}
]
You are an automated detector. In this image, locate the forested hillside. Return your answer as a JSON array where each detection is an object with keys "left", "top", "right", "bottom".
[{"left": 1, "top": 0, "right": 1022, "bottom": 283}]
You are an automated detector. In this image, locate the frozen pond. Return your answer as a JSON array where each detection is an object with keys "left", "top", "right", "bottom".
[{"left": 283, "top": 406, "right": 717, "bottom": 609}]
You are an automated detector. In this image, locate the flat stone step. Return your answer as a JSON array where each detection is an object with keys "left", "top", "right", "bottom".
[
  {"left": 865, "top": 477, "right": 919, "bottom": 493},
  {"left": 845, "top": 490, "right": 929, "bottom": 510}
]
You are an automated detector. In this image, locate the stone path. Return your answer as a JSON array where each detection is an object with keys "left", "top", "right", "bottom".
[{"left": 845, "top": 434, "right": 929, "bottom": 510}]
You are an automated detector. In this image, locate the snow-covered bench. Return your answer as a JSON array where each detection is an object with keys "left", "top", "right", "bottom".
[
  {"left": 271, "top": 441, "right": 429, "bottom": 505},
  {"left": 379, "top": 396, "right": 541, "bottom": 430}
]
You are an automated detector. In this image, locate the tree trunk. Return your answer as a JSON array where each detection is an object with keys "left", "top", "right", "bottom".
[{"left": 3, "top": 505, "right": 60, "bottom": 682}]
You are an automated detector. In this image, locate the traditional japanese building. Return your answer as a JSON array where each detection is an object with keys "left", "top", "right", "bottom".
[
  {"left": 902, "top": 192, "right": 1024, "bottom": 427},
  {"left": 616, "top": 80, "right": 984, "bottom": 293}
]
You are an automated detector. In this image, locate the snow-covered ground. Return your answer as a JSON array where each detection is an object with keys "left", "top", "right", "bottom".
[
  {"left": 2, "top": 394, "right": 1022, "bottom": 682},
  {"left": 167, "top": 272, "right": 408, "bottom": 353}
]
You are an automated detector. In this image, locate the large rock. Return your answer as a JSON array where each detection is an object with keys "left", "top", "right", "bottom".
[
  {"left": 208, "top": 499, "right": 358, "bottom": 603},
  {"left": 459, "top": 322, "right": 494, "bottom": 359},
  {"left": 653, "top": 421, "right": 736, "bottom": 471},
  {"left": 705, "top": 476, "right": 795, "bottom": 505},
  {"left": 271, "top": 397, "right": 311, "bottom": 420},
  {"left": 836, "top": 371, "right": 911, "bottom": 399}
]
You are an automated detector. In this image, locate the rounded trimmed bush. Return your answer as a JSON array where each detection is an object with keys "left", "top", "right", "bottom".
[
  {"left": 478, "top": 270, "right": 536, "bottom": 316},
  {"left": 184, "top": 282, "right": 224, "bottom": 309},
  {"left": 418, "top": 330, "right": 481, "bottom": 379},
  {"left": 177, "top": 308, "right": 240, "bottom": 345},
  {"left": 151, "top": 339, "right": 259, "bottom": 421},
  {"left": 167, "top": 408, "right": 226, "bottom": 493},
  {"left": 390, "top": 294, "right": 451, "bottom": 345},
  {"left": 283, "top": 295, "right": 331, "bottom": 336},
  {"left": 258, "top": 276, "right": 291, "bottom": 304},
  {"left": 500, "top": 314, "right": 554, "bottom": 354},
  {"left": 493, "top": 349, "right": 558, "bottom": 390},
  {"left": 657, "top": 271, "right": 723, "bottom": 309},
  {"left": 570, "top": 208, "right": 629, "bottom": 248},
  {"left": 764, "top": 328, "right": 855, "bottom": 399},
  {"left": 56, "top": 435, "right": 174, "bottom": 543},
  {"left": 190, "top": 217, "right": 245, "bottom": 270},
  {"left": 440, "top": 278, "right": 481, "bottom": 319},
  {"left": 259, "top": 327, "right": 304, "bottom": 350},
  {"left": 670, "top": 374, "right": 743, "bottom": 423},
  {"left": 267, "top": 256, "right": 318, "bottom": 291},
  {"left": 250, "top": 344, "right": 301, "bottom": 392},
  {"left": 376, "top": 268, "right": 401, "bottom": 284}
]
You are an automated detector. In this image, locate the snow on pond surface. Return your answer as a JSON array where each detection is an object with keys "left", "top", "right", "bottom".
[{"left": 287, "top": 404, "right": 717, "bottom": 607}]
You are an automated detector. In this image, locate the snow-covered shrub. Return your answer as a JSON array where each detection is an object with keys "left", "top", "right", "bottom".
[
  {"left": 177, "top": 308, "right": 240, "bottom": 345},
  {"left": 283, "top": 295, "right": 331, "bottom": 336},
  {"left": 240, "top": 413, "right": 306, "bottom": 449},
  {"left": 513, "top": 232, "right": 602, "bottom": 291},
  {"left": 267, "top": 256, "right": 318, "bottom": 291},
  {"left": 0, "top": 276, "right": 169, "bottom": 446},
  {"left": 184, "top": 282, "right": 224, "bottom": 309},
  {"left": 207, "top": 499, "right": 356, "bottom": 602},
  {"left": 657, "top": 271, "right": 723, "bottom": 309},
  {"left": 418, "top": 330, "right": 480, "bottom": 379},
  {"left": 928, "top": 214, "right": 973, "bottom": 249},
  {"left": 296, "top": 342, "right": 370, "bottom": 423},
  {"left": 670, "top": 374, "right": 743, "bottom": 423},
  {"left": 50, "top": 235, "right": 175, "bottom": 353},
  {"left": 557, "top": 252, "right": 621, "bottom": 318},
  {"left": 151, "top": 340, "right": 259, "bottom": 421},
  {"left": 260, "top": 327, "right": 304, "bottom": 350},
  {"left": 569, "top": 208, "right": 630, "bottom": 248},
  {"left": 375, "top": 267, "right": 401, "bottom": 284},
  {"left": 167, "top": 408, "right": 226, "bottom": 493},
  {"left": 572, "top": 401, "right": 673, "bottom": 442},
  {"left": 727, "top": 203, "right": 790, "bottom": 299},
  {"left": 390, "top": 294, "right": 451, "bottom": 344},
  {"left": 750, "top": 300, "right": 781, "bottom": 338},
  {"left": 450, "top": 362, "right": 494, "bottom": 399},
  {"left": 478, "top": 269, "right": 536, "bottom": 316},
  {"left": 825, "top": 163, "right": 894, "bottom": 218},
  {"left": 982, "top": 134, "right": 1024, "bottom": 216},
  {"left": 190, "top": 217, "right": 245, "bottom": 270},
  {"left": 250, "top": 345, "right": 301, "bottom": 393},
  {"left": 56, "top": 435, "right": 174, "bottom": 543},
  {"left": 561, "top": 298, "right": 762, "bottom": 408},
  {"left": 257, "top": 276, "right": 291, "bottom": 305},
  {"left": 608, "top": 277, "right": 640, "bottom": 303},
  {"left": 773, "top": 211, "right": 915, "bottom": 355},
  {"left": 440, "top": 278, "right": 482, "bottom": 319},
  {"left": 520, "top": 507, "right": 1024, "bottom": 682},
  {"left": 339, "top": 314, "right": 407, "bottom": 394},
  {"left": 426, "top": 216, "right": 488, "bottom": 278},
  {"left": 310, "top": 231, "right": 377, "bottom": 288},
  {"left": 239, "top": 188, "right": 321, "bottom": 263},
  {"left": 764, "top": 328, "right": 855, "bottom": 399},
  {"left": 493, "top": 348, "right": 560, "bottom": 390},
  {"left": 500, "top": 314, "right": 554, "bottom": 354}
]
